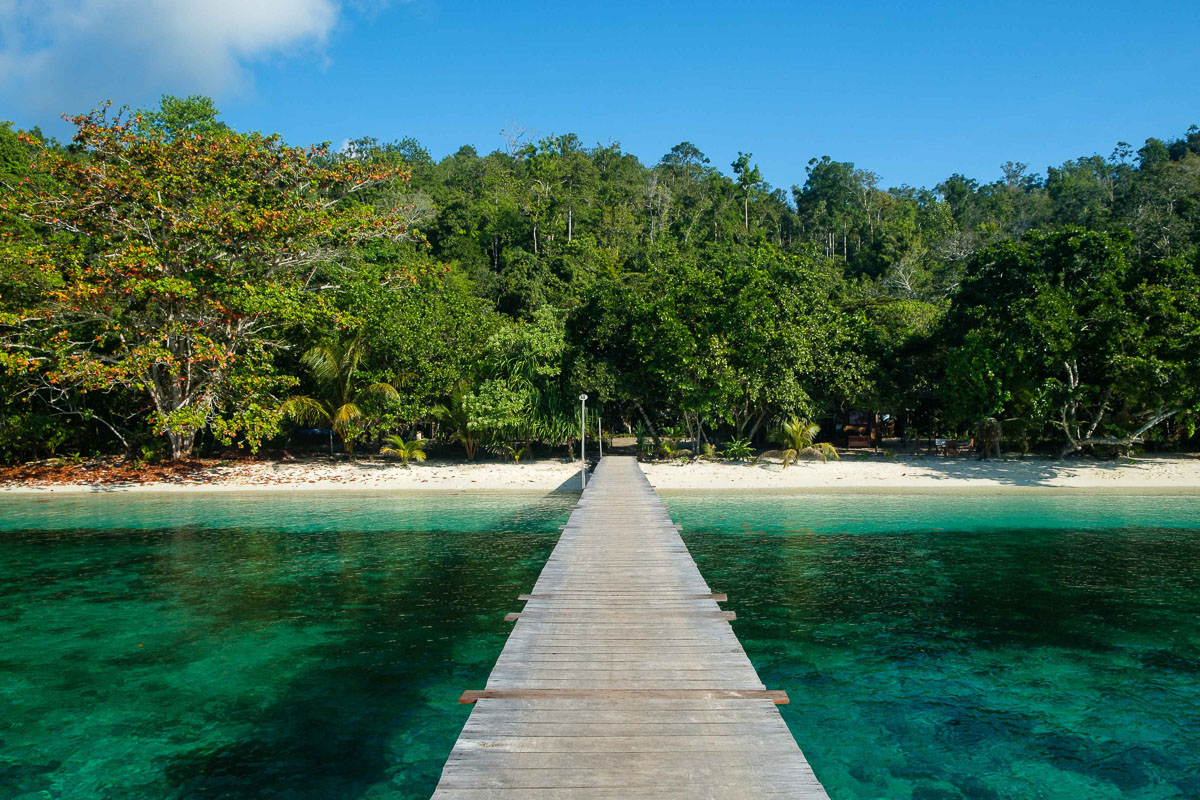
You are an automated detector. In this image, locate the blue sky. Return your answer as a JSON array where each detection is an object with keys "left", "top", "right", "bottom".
[{"left": 2, "top": 0, "right": 1198, "bottom": 190}]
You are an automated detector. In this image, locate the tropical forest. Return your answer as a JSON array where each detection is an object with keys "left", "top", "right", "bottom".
[{"left": 2, "top": 96, "right": 1199, "bottom": 465}]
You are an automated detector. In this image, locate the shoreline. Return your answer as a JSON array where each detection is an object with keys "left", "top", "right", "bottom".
[{"left": 3, "top": 453, "right": 1200, "bottom": 494}]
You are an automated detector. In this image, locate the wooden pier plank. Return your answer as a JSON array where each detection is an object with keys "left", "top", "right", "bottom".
[{"left": 431, "top": 456, "right": 828, "bottom": 799}]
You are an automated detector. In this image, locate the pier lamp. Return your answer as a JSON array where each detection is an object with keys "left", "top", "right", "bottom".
[{"left": 579, "top": 394, "right": 588, "bottom": 488}]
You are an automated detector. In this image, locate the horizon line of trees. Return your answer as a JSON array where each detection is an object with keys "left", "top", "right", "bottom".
[{"left": 1, "top": 95, "right": 1198, "bottom": 463}]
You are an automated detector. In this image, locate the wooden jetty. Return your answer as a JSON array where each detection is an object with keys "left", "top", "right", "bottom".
[{"left": 432, "top": 455, "right": 829, "bottom": 798}]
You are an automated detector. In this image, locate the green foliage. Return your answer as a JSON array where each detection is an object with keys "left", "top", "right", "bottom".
[
  {"left": 568, "top": 244, "right": 869, "bottom": 445},
  {"left": 380, "top": 435, "right": 427, "bottom": 467},
  {"left": 343, "top": 259, "right": 497, "bottom": 424},
  {"left": 464, "top": 378, "right": 529, "bottom": 438},
  {"left": 0, "top": 101, "right": 411, "bottom": 458},
  {"left": 942, "top": 229, "right": 1200, "bottom": 454},
  {"left": 495, "top": 442, "right": 528, "bottom": 463},
  {"left": 281, "top": 333, "right": 400, "bottom": 454},
  {"left": 136, "top": 95, "right": 228, "bottom": 138},
  {"left": 765, "top": 416, "right": 841, "bottom": 466},
  {"left": 722, "top": 437, "right": 754, "bottom": 461},
  {"left": 433, "top": 386, "right": 479, "bottom": 461},
  {"left": 0, "top": 411, "right": 72, "bottom": 462},
  {"left": 4, "top": 97, "right": 1200, "bottom": 466},
  {"left": 656, "top": 438, "right": 693, "bottom": 463}
]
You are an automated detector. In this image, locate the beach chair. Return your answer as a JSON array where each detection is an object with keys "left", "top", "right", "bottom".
[{"left": 944, "top": 438, "right": 974, "bottom": 456}]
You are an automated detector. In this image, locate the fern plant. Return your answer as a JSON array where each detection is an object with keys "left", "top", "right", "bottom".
[
  {"left": 657, "top": 438, "right": 694, "bottom": 463},
  {"left": 722, "top": 437, "right": 754, "bottom": 461}
]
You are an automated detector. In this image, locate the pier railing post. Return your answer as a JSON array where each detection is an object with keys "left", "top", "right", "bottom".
[{"left": 579, "top": 393, "right": 588, "bottom": 489}]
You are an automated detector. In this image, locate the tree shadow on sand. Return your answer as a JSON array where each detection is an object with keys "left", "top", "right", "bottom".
[{"left": 905, "top": 455, "right": 1150, "bottom": 487}]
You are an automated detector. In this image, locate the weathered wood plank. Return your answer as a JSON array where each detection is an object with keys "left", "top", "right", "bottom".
[
  {"left": 431, "top": 456, "right": 828, "bottom": 799},
  {"left": 459, "top": 689, "right": 787, "bottom": 704}
]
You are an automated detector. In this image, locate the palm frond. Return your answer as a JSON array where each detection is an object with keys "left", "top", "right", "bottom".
[
  {"left": 341, "top": 332, "right": 367, "bottom": 378},
  {"left": 780, "top": 416, "right": 820, "bottom": 451},
  {"left": 301, "top": 345, "right": 341, "bottom": 387},
  {"left": 781, "top": 448, "right": 798, "bottom": 468},
  {"left": 279, "top": 395, "right": 331, "bottom": 426},
  {"left": 381, "top": 435, "right": 427, "bottom": 467},
  {"left": 493, "top": 442, "right": 528, "bottom": 463},
  {"left": 432, "top": 402, "right": 467, "bottom": 427},
  {"left": 332, "top": 402, "right": 363, "bottom": 432},
  {"left": 801, "top": 442, "right": 840, "bottom": 462},
  {"left": 362, "top": 382, "right": 400, "bottom": 403}
]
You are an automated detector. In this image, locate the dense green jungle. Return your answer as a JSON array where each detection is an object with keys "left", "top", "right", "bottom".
[{"left": 2, "top": 96, "right": 1198, "bottom": 463}]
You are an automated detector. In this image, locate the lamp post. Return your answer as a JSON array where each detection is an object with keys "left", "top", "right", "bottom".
[
  {"left": 579, "top": 393, "right": 588, "bottom": 489},
  {"left": 597, "top": 409, "right": 602, "bottom": 458}
]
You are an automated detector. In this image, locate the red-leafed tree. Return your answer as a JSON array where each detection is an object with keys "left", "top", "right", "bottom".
[{"left": 0, "top": 105, "right": 412, "bottom": 458}]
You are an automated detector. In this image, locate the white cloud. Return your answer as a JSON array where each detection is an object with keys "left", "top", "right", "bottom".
[{"left": 0, "top": 0, "right": 383, "bottom": 119}]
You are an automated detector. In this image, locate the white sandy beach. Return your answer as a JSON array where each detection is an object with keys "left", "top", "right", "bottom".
[
  {"left": 642, "top": 454, "right": 1200, "bottom": 491},
  {"left": 5, "top": 453, "right": 1200, "bottom": 493}
]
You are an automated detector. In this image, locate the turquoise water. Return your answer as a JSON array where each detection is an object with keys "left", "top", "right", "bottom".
[
  {"left": 0, "top": 492, "right": 572, "bottom": 799},
  {"left": 667, "top": 491, "right": 1200, "bottom": 800},
  {"left": 1, "top": 490, "right": 1198, "bottom": 799}
]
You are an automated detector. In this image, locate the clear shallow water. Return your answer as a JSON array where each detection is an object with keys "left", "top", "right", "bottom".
[
  {"left": 666, "top": 491, "right": 1200, "bottom": 800},
  {"left": 0, "top": 492, "right": 572, "bottom": 799},
  {"left": 1, "top": 490, "right": 1198, "bottom": 799}
]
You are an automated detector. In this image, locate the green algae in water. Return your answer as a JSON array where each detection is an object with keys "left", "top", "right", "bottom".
[
  {"left": 0, "top": 491, "right": 572, "bottom": 799},
  {"left": 666, "top": 492, "right": 1200, "bottom": 800}
]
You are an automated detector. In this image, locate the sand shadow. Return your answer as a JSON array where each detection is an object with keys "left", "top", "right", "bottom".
[{"left": 902, "top": 455, "right": 1147, "bottom": 487}]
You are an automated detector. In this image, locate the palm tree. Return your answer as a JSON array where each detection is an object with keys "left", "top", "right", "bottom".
[
  {"left": 432, "top": 386, "right": 478, "bottom": 461},
  {"left": 381, "top": 435, "right": 426, "bottom": 468},
  {"left": 496, "top": 442, "right": 528, "bottom": 463},
  {"left": 280, "top": 333, "right": 399, "bottom": 456},
  {"left": 761, "top": 416, "right": 839, "bottom": 466}
]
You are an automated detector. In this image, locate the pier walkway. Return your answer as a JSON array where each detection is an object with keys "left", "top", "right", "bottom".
[{"left": 432, "top": 455, "right": 829, "bottom": 798}]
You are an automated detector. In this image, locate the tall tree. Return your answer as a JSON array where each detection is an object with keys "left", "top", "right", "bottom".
[
  {"left": 731, "top": 151, "right": 763, "bottom": 233},
  {"left": 0, "top": 103, "right": 411, "bottom": 458}
]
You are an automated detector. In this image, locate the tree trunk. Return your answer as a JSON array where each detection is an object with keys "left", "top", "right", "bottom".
[
  {"left": 746, "top": 410, "right": 767, "bottom": 443},
  {"left": 166, "top": 429, "right": 196, "bottom": 460},
  {"left": 634, "top": 402, "right": 661, "bottom": 447},
  {"left": 1059, "top": 407, "right": 1178, "bottom": 458}
]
